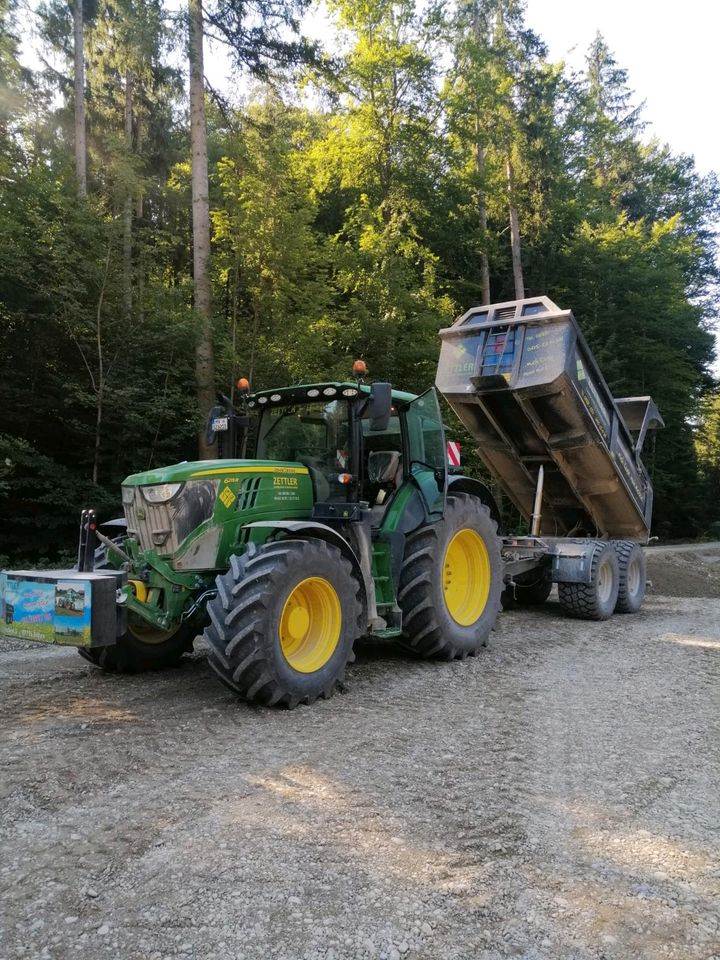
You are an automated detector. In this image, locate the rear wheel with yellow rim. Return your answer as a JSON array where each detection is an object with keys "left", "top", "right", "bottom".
[
  {"left": 204, "top": 539, "right": 363, "bottom": 707},
  {"left": 398, "top": 493, "right": 502, "bottom": 659}
]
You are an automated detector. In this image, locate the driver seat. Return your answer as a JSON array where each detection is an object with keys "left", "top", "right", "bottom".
[{"left": 368, "top": 450, "right": 402, "bottom": 509}]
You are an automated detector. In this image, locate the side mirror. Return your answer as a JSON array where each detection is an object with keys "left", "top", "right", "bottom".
[{"left": 366, "top": 382, "right": 392, "bottom": 432}]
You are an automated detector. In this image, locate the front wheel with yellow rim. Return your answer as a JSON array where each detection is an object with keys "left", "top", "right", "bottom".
[
  {"left": 204, "top": 539, "right": 363, "bottom": 708},
  {"left": 78, "top": 618, "right": 198, "bottom": 672},
  {"left": 78, "top": 544, "right": 199, "bottom": 673},
  {"left": 398, "top": 493, "right": 503, "bottom": 660}
]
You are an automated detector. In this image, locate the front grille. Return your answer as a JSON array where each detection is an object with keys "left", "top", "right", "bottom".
[
  {"left": 123, "top": 496, "right": 175, "bottom": 552},
  {"left": 122, "top": 479, "right": 219, "bottom": 555}
]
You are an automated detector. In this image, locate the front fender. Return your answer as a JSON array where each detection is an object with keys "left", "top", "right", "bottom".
[{"left": 242, "top": 520, "right": 368, "bottom": 617}]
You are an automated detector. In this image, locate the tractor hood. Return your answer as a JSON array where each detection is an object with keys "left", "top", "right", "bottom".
[
  {"left": 122, "top": 458, "right": 308, "bottom": 487},
  {"left": 120, "top": 460, "right": 313, "bottom": 569}
]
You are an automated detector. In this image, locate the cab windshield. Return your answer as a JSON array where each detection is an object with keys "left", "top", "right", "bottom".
[{"left": 256, "top": 400, "right": 351, "bottom": 501}]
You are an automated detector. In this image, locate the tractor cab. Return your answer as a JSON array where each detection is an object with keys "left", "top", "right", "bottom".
[{"left": 206, "top": 377, "right": 448, "bottom": 526}]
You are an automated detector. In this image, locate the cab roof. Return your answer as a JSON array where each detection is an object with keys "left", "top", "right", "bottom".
[{"left": 246, "top": 381, "right": 418, "bottom": 409}]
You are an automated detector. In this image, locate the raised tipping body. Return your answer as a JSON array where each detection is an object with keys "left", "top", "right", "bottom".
[{"left": 436, "top": 297, "right": 663, "bottom": 542}]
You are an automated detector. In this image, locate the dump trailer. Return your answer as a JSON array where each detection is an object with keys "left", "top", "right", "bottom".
[{"left": 437, "top": 295, "right": 664, "bottom": 618}]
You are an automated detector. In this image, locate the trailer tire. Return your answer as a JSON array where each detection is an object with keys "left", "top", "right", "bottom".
[
  {"left": 558, "top": 542, "right": 619, "bottom": 621},
  {"left": 204, "top": 539, "right": 363, "bottom": 708},
  {"left": 78, "top": 620, "right": 197, "bottom": 672},
  {"left": 613, "top": 540, "right": 646, "bottom": 613},
  {"left": 502, "top": 569, "right": 553, "bottom": 609},
  {"left": 398, "top": 493, "right": 503, "bottom": 660}
]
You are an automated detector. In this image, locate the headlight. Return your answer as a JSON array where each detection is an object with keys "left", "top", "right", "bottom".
[
  {"left": 121, "top": 486, "right": 136, "bottom": 505},
  {"left": 141, "top": 483, "right": 184, "bottom": 503}
]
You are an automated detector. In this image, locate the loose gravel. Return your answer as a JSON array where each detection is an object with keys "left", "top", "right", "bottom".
[{"left": 1, "top": 548, "right": 719, "bottom": 960}]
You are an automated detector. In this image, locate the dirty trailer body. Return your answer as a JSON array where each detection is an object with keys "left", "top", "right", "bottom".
[{"left": 0, "top": 297, "right": 662, "bottom": 706}]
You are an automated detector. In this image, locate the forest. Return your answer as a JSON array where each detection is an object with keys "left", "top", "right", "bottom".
[{"left": 0, "top": 0, "right": 718, "bottom": 563}]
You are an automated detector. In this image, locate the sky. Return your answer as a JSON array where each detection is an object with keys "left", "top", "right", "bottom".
[
  {"left": 523, "top": 0, "right": 719, "bottom": 177},
  {"left": 292, "top": 0, "right": 720, "bottom": 177}
]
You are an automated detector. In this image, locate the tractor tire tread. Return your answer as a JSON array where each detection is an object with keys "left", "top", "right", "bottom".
[
  {"left": 204, "top": 539, "right": 363, "bottom": 707},
  {"left": 398, "top": 494, "right": 502, "bottom": 660}
]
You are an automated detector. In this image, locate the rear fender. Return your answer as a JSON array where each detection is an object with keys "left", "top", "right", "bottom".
[{"left": 447, "top": 476, "right": 502, "bottom": 532}]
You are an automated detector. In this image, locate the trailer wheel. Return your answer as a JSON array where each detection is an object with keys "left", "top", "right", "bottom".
[
  {"left": 502, "top": 569, "right": 553, "bottom": 609},
  {"left": 398, "top": 493, "right": 503, "bottom": 659},
  {"left": 613, "top": 540, "right": 646, "bottom": 613},
  {"left": 204, "top": 539, "right": 363, "bottom": 708},
  {"left": 78, "top": 620, "right": 197, "bottom": 672},
  {"left": 557, "top": 542, "right": 619, "bottom": 621}
]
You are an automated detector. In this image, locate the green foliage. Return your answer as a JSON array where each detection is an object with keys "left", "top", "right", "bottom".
[
  {"left": 211, "top": 96, "right": 333, "bottom": 387},
  {"left": 302, "top": 0, "right": 454, "bottom": 390}
]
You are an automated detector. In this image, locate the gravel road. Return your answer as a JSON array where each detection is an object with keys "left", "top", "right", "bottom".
[{"left": 1, "top": 548, "right": 719, "bottom": 960}]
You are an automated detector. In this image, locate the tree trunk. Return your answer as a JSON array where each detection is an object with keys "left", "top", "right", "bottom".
[
  {"left": 506, "top": 154, "right": 524, "bottom": 300},
  {"left": 92, "top": 246, "right": 112, "bottom": 485},
  {"left": 471, "top": 4, "right": 490, "bottom": 305},
  {"left": 189, "top": 0, "right": 215, "bottom": 459},
  {"left": 136, "top": 114, "right": 145, "bottom": 324},
  {"left": 73, "top": 0, "right": 87, "bottom": 197},
  {"left": 229, "top": 253, "right": 240, "bottom": 404},
  {"left": 474, "top": 128, "right": 491, "bottom": 305},
  {"left": 123, "top": 68, "right": 133, "bottom": 321}
]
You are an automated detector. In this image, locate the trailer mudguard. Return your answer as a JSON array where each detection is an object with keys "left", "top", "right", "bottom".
[{"left": 547, "top": 539, "right": 610, "bottom": 584}]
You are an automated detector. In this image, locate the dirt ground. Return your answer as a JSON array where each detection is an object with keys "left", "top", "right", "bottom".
[
  {"left": 1, "top": 546, "right": 719, "bottom": 960},
  {"left": 645, "top": 543, "right": 720, "bottom": 599}
]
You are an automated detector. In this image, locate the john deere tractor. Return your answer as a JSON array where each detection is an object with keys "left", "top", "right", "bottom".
[{"left": 1, "top": 372, "right": 503, "bottom": 707}]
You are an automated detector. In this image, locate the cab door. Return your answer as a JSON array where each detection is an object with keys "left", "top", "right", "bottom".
[{"left": 404, "top": 388, "right": 447, "bottom": 518}]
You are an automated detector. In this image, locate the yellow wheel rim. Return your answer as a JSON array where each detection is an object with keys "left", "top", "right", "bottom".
[
  {"left": 128, "top": 619, "right": 180, "bottom": 646},
  {"left": 279, "top": 577, "right": 342, "bottom": 673},
  {"left": 443, "top": 528, "right": 491, "bottom": 626}
]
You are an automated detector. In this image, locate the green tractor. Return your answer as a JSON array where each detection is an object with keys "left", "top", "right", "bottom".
[{"left": 74, "top": 372, "right": 504, "bottom": 706}]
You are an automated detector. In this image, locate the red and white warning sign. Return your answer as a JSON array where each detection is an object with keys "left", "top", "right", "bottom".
[{"left": 447, "top": 440, "right": 461, "bottom": 467}]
